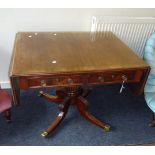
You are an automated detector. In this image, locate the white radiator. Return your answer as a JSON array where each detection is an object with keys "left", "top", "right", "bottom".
[{"left": 91, "top": 16, "right": 155, "bottom": 57}]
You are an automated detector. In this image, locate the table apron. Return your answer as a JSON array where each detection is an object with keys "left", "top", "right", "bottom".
[{"left": 18, "top": 69, "right": 144, "bottom": 89}]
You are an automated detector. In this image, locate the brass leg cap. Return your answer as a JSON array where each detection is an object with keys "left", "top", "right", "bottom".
[
  {"left": 104, "top": 125, "right": 111, "bottom": 132},
  {"left": 38, "top": 91, "right": 43, "bottom": 97},
  {"left": 41, "top": 131, "right": 48, "bottom": 137}
]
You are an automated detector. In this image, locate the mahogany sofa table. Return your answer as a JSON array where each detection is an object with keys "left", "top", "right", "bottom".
[{"left": 9, "top": 32, "right": 150, "bottom": 137}]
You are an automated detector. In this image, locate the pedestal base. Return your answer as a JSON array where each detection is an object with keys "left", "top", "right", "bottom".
[{"left": 39, "top": 87, "right": 110, "bottom": 137}]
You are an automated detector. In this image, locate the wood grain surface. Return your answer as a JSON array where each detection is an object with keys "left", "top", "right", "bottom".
[{"left": 9, "top": 32, "right": 149, "bottom": 76}]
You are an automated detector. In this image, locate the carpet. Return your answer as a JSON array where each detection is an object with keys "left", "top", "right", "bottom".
[{"left": 0, "top": 85, "right": 155, "bottom": 146}]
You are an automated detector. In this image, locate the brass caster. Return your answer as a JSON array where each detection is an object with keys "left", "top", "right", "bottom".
[
  {"left": 41, "top": 131, "right": 48, "bottom": 137},
  {"left": 104, "top": 125, "right": 111, "bottom": 132},
  {"left": 38, "top": 91, "right": 43, "bottom": 97}
]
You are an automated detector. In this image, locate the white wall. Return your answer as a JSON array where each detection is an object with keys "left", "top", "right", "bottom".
[{"left": 0, "top": 8, "right": 155, "bottom": 88}]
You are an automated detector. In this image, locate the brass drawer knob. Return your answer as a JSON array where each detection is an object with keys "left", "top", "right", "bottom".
[
  {"left": 41, "top": 80, "right": 46, "bottom": 87},
  {"left": 98, "top": 76, "right": 104, "bottom": 82},
  {"left": 122, "top": 75, "right": 127, "bottom": 81},
  {"left": 67, "top": 78, "right": 74, "bottom": 84},
  {"left": 55, "top": 78, "right": 59, "bottom": 82}
]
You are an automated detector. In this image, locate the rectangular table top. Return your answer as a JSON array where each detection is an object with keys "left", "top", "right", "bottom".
[{"left": 9, "top": 32, "right": 149, "bottom": 76}]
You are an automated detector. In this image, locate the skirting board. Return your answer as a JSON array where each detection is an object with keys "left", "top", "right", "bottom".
[{"left": 0, "top": 81, "right": 11, "bottom": 89}]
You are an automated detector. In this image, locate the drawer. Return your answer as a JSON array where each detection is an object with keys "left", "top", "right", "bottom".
[
  {"left": 88, "top": 70, "right": 142, "bottom": 84},
  {"left": 19, "top": 75, "right": 85, "bottom": 89}
]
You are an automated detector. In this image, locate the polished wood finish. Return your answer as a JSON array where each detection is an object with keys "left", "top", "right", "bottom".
[
  {"left": 9, "top": 76, "right": 20, "bottom": 105},
  {"left": 9, "top": 32, "right": 148, "bottom": 76},
  {"left": 40, "top": 87, "right": 110, "bottom": 137},
  {"left": 41, "top": 96, "right": 71, "bottom": 137},
  {"left": 18, "top": 69, "right": 144, "bottom": 89},
  {"left": 76, "top": 96, "right": 110, "bottom": 131},
  {"left": 9, "top": 32, "right": 150, "bottom": 137}
]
